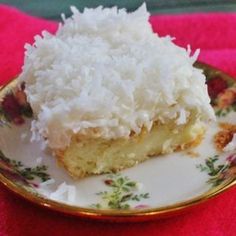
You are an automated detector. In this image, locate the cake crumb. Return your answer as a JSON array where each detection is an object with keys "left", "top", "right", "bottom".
[
  {"left": 186, "top": 150, "right": 200, "bottom": 158},
  {"left": 214, "top": 122, "right": 236, "bottom": 151},
  {"left": 20, "top": 132, "right": 27, "bottom": 141}
]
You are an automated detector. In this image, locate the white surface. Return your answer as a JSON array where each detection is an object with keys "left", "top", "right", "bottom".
[{"left": 0, "top": 118, "right": 230, "bottom": 209}]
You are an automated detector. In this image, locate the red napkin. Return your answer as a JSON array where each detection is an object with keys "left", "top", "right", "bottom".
[{"left": 1, "top": 4, "right": 236, "bottom": 236}]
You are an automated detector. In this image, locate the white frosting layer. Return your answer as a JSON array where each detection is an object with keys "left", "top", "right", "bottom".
[{"left": 19, "top": 4, "right": 215, "bottom": 149}]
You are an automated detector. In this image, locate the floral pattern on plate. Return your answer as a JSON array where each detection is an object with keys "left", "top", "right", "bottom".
[
  {"left": 91, "top": 174, "right": 150, "bottom": 210},
  {"left": 0, "top": 149, "right": 50, "bottom": 189},
  {"left": 206, "top": 71, "right": 236, "bottom": 117},
  {"left": 0, "top": 83, "right": 32, "bottom": 126},
  {"left": 197, "top": 153, "right": 236, "bottom": 187},
  {"left": 1, "top": 62, "right": 236, "bottom": 220}
]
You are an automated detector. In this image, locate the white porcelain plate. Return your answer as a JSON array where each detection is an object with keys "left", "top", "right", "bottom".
[{"left": 1, "top": 62, "right": 236, "bottom": 221}]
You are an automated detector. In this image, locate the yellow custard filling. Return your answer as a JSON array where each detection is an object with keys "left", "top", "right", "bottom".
[{"left": 55, "top": 115, "right": 205, "bottom": 178}]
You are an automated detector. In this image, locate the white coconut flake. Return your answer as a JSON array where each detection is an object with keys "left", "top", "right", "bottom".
[
  {"left": 19, "top": 3, "right": 215, "bottom": 149},
  {"left": 40, "top": 178, "right": 56, "bottom": 187},
  {"left": 49, "top": 183, "right": 68, "bottom": 201},
  {"left": 36, "top": 156, "right": 43, "bottom": 164},
  {"left": 40, "top": 140, "right": 48, "bottom": 151},
  {"left": 67, "top": 185, "right": 76, "bottom": 203},
  {"left": 223, "top": 133, "right": 236, "bottom": 152},
  {"left": 37, "top": 178, "right": 56, "bottom": 196},
  {"left": 49, "top": 182, "right": 76, "bottom": 204},
  {"left": 176, "top": 109, "right": 188, "bottom": 125}
]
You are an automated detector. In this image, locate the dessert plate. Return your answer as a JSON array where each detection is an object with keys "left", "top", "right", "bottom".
[{"left": 0, "top": 62, "right": 236, "bottom": 222}]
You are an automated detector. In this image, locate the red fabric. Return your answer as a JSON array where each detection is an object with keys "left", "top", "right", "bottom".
[{"left": 0, "top": 4, "right": 236, "bottom": 236}]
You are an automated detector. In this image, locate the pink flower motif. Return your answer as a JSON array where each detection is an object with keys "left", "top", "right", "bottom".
[
  {"left": 226, "top": 154, "right": 236, "bottom": 165},
  {"left": 104, "top": 179, "right": 114, "bottom": 186},
  {"left": 31, "top": 183, "right": 39, "bottom": 188},
  {"left": 207, "top": 76, "right": 228, "bottom": 99},
  {"left": 134, "top": 204, "right": 149, "bottom": 209},
  {"left": 1, "top": 93, "right": 24, "bottom": 125},
  {"left": 217, "top": 88, "right": 236, "bottom": 109}
]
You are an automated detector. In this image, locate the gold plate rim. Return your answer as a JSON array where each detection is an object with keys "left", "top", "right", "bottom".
[{"left": 1, "top": 62, "right": 236, "bottom": 222}]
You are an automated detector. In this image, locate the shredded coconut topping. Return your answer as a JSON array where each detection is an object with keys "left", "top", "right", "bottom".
[
  {"left": 19, "top": 4, "right": 215, "bottom": 149},
  {"left": 49, "top": 182, "right": 76, "bottom": 203}
]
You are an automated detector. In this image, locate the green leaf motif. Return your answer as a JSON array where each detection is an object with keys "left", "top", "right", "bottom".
[
  {"left": 20, "top": 165, "right": 50, "bottom": 182},
  {"left": 0, "top": 150, "right": 50, "bottom": 184},
  {"left": 196, "top": 154, "right": 235, "bottom": 187},
  {"left": 215, "top": 103, "right": 236, "bottom": 118},
  {"left": 0, "top": 107, "right": 10, "bottom": 127},
  {"left": 91, "top": 174, "right": 150, "bottom": 210}
]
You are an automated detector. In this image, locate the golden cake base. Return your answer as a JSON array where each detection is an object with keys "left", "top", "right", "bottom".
[{"left": 55, "top": 117, "right": 205, "bottom": 178}]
